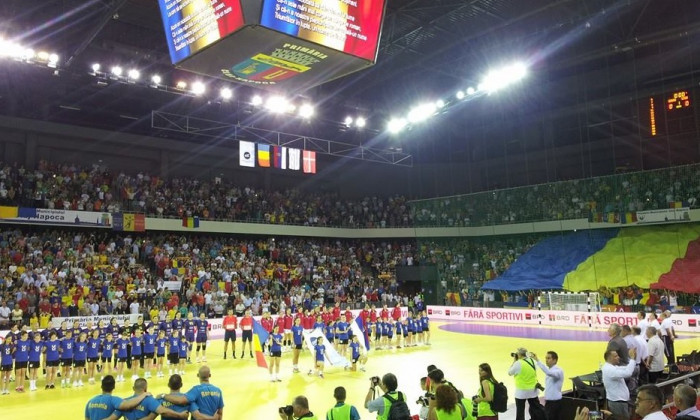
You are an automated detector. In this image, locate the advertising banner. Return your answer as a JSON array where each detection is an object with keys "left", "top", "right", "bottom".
[
  {"left": 0, "top": 207, "right": 112, "bottom": 228},
  {"left": 51, "top": 314, "right": 140, "bottom": 328}
]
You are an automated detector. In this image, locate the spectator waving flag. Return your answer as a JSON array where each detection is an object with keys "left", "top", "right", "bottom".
[{"left": 252, "top": 319, "right": 269, "bottom": 369}]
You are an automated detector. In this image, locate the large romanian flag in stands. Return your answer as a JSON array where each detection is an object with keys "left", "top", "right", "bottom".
[
  {"left": 182, "top": 216, "right": 200, "bottom": 228},
  {"left": 252, "top": 319, "right": 269, "bottom": 369}
]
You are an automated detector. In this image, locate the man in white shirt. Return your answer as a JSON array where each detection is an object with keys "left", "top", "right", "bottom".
[
  {"left": 129, "top": 300, "right": 140, "bottom": 315},
  {"left": 634, "top": 384, "right": 670, "bottom": 420},
  {"left": 632, "top": 326, "right": 649, "bottom": 384},
  {"left": 0, "top": 302, "right": 10, "bottom": 327},
  {"left": 646, "top": 326, "right": 665, "bottom": 383},
  {"left": 533, "top": 351, "right": 564, "bottom": 420},
  {"left": 602, "top": 348, "right": 637, "bottom": 420},
  {"left": 659, "top": 310, "right": 676, "bottom": 362},
  {"left": 637, "top": 311, "right": 649, "bottom": 339},
  {"left": 673, "top": 384, "right": 700, "bottom": 419},
  {"left": 621, "top": 325, "right": 640, "bottom": 393}
]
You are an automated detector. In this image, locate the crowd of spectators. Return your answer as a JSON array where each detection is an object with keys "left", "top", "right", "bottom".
[
  {"left": 0, "top": 160, "right": 412, "bottom": 228},
  {"left": 0, "top": 227, "right": 424, "bottom": 328},
  {"left": 412, "top": 163, "right": 700, "bottom": 227}
]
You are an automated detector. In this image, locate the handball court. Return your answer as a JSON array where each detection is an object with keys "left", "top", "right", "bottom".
[{"left": 3, "top": 320, "right": 699, "bottom": 419}]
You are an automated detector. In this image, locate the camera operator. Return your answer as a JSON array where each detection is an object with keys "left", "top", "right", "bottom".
[
  {"left": 508, "top": 348, "right": 545, "bottom": 420},
  {"left": 279, "top": 395, "right": 317, "bottom": 420},
  {"left": 418, "top": 377, "right": 431, "bottom": 420},
  {"left": 365, "top": 373, "right": 407, "bottom": 420}
]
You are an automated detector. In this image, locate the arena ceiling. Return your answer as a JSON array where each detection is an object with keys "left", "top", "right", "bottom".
[{"left": 0, "top": 0, "right": 699, "bottom": 164}]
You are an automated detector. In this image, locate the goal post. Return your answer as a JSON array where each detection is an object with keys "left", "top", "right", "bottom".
[{"left": 543, "top": 291, "right": 601, "bottom": 312}]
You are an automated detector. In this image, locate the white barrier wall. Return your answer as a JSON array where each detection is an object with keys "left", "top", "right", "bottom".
[{"left": 426, "top": 306, "right": 699, "bottom": 333}]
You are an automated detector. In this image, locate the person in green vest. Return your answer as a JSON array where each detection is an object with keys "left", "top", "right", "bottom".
[
  {"left": 326, "top": 386, "right": 360, "bottom": 420},
  {"left": 507, "top": 348, "right": 543, "bottom": 420},
  {"left": 428, "top": 385, "right": 466, "bottom": 420},
  {"left": 279, "top": 395, "right": 318, "bottom": 420},
  {"left": 364, "top": 373, "right": 405, "bottom": 420},
  {"left": 472, "top": 363, "right": 498, "bottom": 420},
  {"left": 426, "top": 368, "right": 475, "bottom": 420}
]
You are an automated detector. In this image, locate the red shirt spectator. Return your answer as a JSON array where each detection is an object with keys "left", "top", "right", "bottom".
[
  {"left": 274, "top": 316, "right": 285, "bottom": 333},
  {"left": 283, "top": 314, "right": 293, "bottom": 330}
]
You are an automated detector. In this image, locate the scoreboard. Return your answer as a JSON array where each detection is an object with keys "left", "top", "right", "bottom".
[
  {"left": 157, "top": 0, "right": 386, "bottom": 90},
  {"left": 645, "top": 89, "right": 695, "bottom": 137}
]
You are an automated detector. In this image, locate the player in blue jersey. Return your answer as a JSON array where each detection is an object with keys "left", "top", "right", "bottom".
[
  {"left": 184, "top": 312, "right": 197, "bottom": 363},
  {"left": 143, "top": 325, "right": 157, "bottom": 379},
  {"left": 158, "top": 374, "right": 217, "bottom": 420},
  {"left": 59, "top": 329, "right": 75, "bottom": 388},
  {"left": 413, "top": 312, "right": 423, "bottom": 345},
  {"left": 28, "top": 331, "right": 43, "bottom": 391},
  {"left": 308, "top": 337, "right": 328, "bottom": 378},
  {"left": 168, "top": 330, "right": 181, "bottom": 376},
  {"left": 178, "top": 335, "right": 188, "bottom": 374},
  {"left": 14, "top": 330, "right": 30, "bottom": 392},
  {"left": 115, "top": 332, "right": 130, "bottom": 382},
  {"left": 313, "top": 315, "right": 325, "bottom": 331},
  {"left": 268, "top": 325, "right": 283, "bottom": 382},
  {"left": 73, "top": 332, "right": 88, "bottom": 387},
  {"left": 1, "top": 334, "right": 14, "bottom": 394},
  {"left": 155, "top": 329, "right": 168, "bottom": 378},
  {"left": 195, "top": 313, "right": 209, "bottom": 363},
  {"left": 159, "top": 366, "right": 224, "bottom": 419},
  {"left": 171, "top": 312, "right": 184, "bottom": 336},
  {"left": 325, "top": 320, "right": 336, "bottom": 346},
  {"left": 406, "top": 316, "right": 415, "bottom": 347},
  {"left": 87, "top": 329, "right": 101, "bottom": 384},
  {"left": 129, "top": 328, "right": 144, "bottom": 380},
  {"left": 348, "top": 335, "right": 368, "bottom": 372},
  {"left": 335, "top": 318, "right": 350, "bottom": 357},
  {"left": 421, "top": 310, "right": 431, "bottom": 345},
  {"left": 44, "top": 330, "right": 60, "bottom": 389},
  {"left": 84, "top": 375, "right": 150, "bottom": 420},
  {"left": 101, "top": 333, "right": 116, "bottom": 378},
  {"left": 291, "top": 317, "right": 304, "bottom": 373}
]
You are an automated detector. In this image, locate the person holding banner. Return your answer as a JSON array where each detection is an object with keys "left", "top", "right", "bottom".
[
  {"left": 268, "top": 325, "right": 283, "bottom": 382},
  {"left": 348, "top": 335, "right": 367, "bottom": 372}
]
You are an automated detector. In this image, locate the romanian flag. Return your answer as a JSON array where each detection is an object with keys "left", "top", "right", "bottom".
[
  {"left": 622, "top": 212, "right": 638, "bottom": 224},
  {"left": 182, "top": 216, "right": 200, "bottom": 228},
  {"left": 669, "top": 201, "right": 683, "bottom": 209},
  {"left": 0, "top": 206, "right": 18, "bottom": 218},
  {"left": 258, "top": 144, "right": 271, "bottom": 167},
  {"left": 252, "top": 319, "right": 269, "bottom": 369}
]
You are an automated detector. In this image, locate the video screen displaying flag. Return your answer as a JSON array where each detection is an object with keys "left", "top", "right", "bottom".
[
  {"left": 259, "top": 0, "right": 385, "bottom": 62},
  {"left": 158, "top": 0, "right": 246, "bottom": 64}
]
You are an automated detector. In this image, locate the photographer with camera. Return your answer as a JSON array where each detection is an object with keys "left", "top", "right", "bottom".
[
  {"left": 508, "top": 348, "right": 545, "bottom": 420},
  {"left": 279, "top": 395, "right": 317, "bottom": 420},
  {"left": 473, "top": 363, "right": 498, "bottom": 420},
  {"left": 365, "top": 373, "right": 411, "bottom": 420}
]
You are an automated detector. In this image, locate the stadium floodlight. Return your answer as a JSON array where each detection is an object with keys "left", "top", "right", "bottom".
[
  {"left": 36, "top": 51, "right": 50, "bottom": 61},
  {"left": 480, "top": 61, "right": 528, "bottom": 93},
  {"left": 251, "top": 95, "right": 263, "bottom": 106},
  {"left": 265, "top": 95, "right": 288, "bottom": 113},
  {"left": 456, "top": 90, "right": 465, "bottom": 100},
  {"left": 191, "top": 81, "right": 206, "bottom": 95},
  {"left": 344, "top": 116, "right": 353, "bottom": 127},
  {"left": 387, "top": 117, "right": 407, "bottom": 134},
  {"left": 127, "top": 69, "right": 140, "bottom": 80},
  {"left": 176, "top": 80, "right": 187, "bottom": 89},
  {"left": 151, "top": 75, "right": 162, "bottom": 85},
  {"left": 91, "top": 63, "right": 101, "bottom": 72},
  {"left": 466, "top": 87, "right": 476, "bottom": 95},
  {"left": 111, "top": 66, "right": 123, "bottom": 76},
  {"left": 23, "top": 49, "right": 35, "bottom": 60},
  {"left": 435, "top": 99, "right": 445, "bottom": 109},
  {"left": 48, "top": 53, "right": 59, "bottom": 63},
  {"left": 407, "top": 102, "right": 438, "bottom": 124},
  {"left": 355, "top": 117, "right": 366, "bottom": 128},
  {"left": 298, "top": 103, "right": 314, "bottom": 118},
  {"left": 220, "top": 87, "right": 233, "bottom": 100}
]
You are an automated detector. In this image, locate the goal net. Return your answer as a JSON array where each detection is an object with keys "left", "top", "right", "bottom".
[{"left": 543, "top": 292, "right": 601, "bottom": 312}]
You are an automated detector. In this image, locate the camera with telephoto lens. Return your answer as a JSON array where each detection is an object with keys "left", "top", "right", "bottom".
[
  {"left": 370, "top": 376, "right": 381, "bottom": 386},
  {"left": 471, "top": 396, "right": 479, "bottom": 417},
  {"left": 279, "top": 405, "right": 293, "bottom": 416},
  {"left": 535, "top": 382, "right": 545, "bottom": 392},
  {"left": 510, "top": 352, "right": 517, "bottom": 358},
  {"left": 416, "top": 396, "right": 430, "bottom": 406}
]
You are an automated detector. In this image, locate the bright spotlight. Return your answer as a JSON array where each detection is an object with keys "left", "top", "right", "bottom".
[
  {"left": 191, "top": 81, "right": 206, "bottom": 95},
  {"left": 387, "top": 117, "right": 407, "bottom": 134},
  {"left": 435, "top": 99, "right": 445, "bottom": 109},
  {"left": 48, "top": 53, "right": 59, "bottom": 63},
  {"left": 111, "top": 66, "right": 123, "bottom": 76},
  {"left": 127, "top": 69, "right": 140, "bottom": 80},
  {"left": 344, "top": 116, "right": 353, "bottom": 127},
  {"left": 355, "top": 117, "right": 366, "bottom": 128},
  {"left": 151, "top": 75, "right": 162, "bottom": 85},
  {"left": 37, "top": 51, "right": 50, "bottom": 61},
  {"left": 251, "top": 95, "right": 263, "bottom": 106},
  {"left": 480, "top": 61, "right": 528, "bottom": 93},
  {"left": 407, "top": 103, "right": 438, "bottom": 123},
  {"left": 220, "top": 87, "right": 233, "bottom": 100},
  {"left": 466, "top": 87, "right": 476, "bottom": 95},
  {"left": 456, "top": 90, "right": 465, "bottom": 100},
  {"left": 299, "top": 103, "right": 314, "bottom": 118},
  {"left": 91, "top": 63, "right": 101, "bottom": 72},
  {"left": 265, "top": 95, "right": 288, "bottom": 113},
  {"left": 23, "top": 49, "right": 35, "bottom": 60},
  {"left": 176, "top": 80, "right": 187, "bottom": 89}
]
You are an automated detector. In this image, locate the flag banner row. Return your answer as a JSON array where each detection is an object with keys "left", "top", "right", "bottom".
[
  {"left": 113, "top": 213, "right": 145, "bottom": 232},
  {"left": 239, "top": 140, "right": 316, "bottom": 174},
  {"left": 182, "top": 216, "right": 200, "bottom": 228},
  {"left": 589, "top": 207, "right": 690, "bottom": 225}
]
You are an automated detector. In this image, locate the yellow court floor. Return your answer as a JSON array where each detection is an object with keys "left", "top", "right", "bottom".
[{"left": 1, "top": 321, "right": 699, "bottom": 419}]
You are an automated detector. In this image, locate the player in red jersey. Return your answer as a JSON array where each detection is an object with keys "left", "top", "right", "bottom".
[
  {"left": 380, "top": 304, "right": 389, "bottom": 320},
  {"left": 332, "top": 302, "right": 341, "bottom": 320},
  {"left": 391, "top": 303, "right": 402, "bottom": 322}
]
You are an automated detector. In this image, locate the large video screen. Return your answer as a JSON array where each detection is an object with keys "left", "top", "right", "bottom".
[
  {"left": 158, "top": 0, "right": 245, "bottom": 64},
  {"left": 259, "top": 0, "right": 385, "bottom": 62}
]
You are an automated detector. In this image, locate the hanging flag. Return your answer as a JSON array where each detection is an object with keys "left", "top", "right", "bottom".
[
  {"left": 113, "top": 213, "right": 145, "bottom": 232},
  {"left": 272, "top": 146, "right": 287, "bottom": 169},
  {"left": 351, "top": 316, "right": 370, "bottom": 351},
  {"left": 239, "top": 141, "right": 256, "bottom": 167},
  {"left": 303, "top": 150, "right": 316, "bottom": 174},
  {"left": 288, "top": 148, "right": 301, "bottom": 170},
  {"left": 258, "top": 144, "right": 271, "bottom": 167},
  {"left": 252, "top": 319, "right": 269, "bottom": 369},
  {"left": 182, "top": 216, "right": 200, "bottom": 228}
]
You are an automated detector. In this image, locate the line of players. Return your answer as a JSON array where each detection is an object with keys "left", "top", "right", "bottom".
[{"left": 0, "top": 312, "right": 210, "bottom": 394}]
